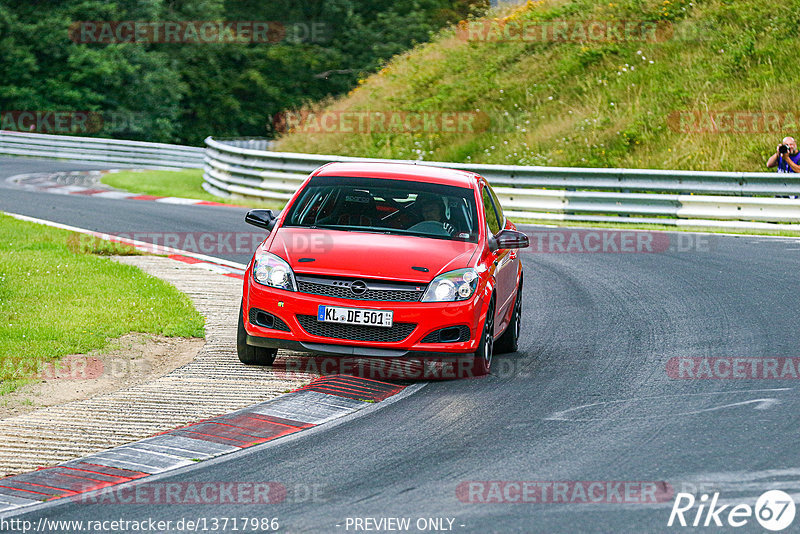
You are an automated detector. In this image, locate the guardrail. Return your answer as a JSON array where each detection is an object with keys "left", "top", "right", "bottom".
[
  {"left": 0, "top": 131, "right": 204, "bottom": 169},
  {"left": 204, "top": 137, "right": 800, "bottom": 230}
]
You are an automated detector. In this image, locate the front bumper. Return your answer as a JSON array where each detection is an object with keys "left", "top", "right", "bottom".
[
  {"left": 243, "top": 276, "right": 489, "bottom": 358},
  {"left": 247, "top": 335, "right": 474, "bottom": 359}
]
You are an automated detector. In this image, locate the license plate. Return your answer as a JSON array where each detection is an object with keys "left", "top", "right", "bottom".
[{"left": 317, "top": 305, "right": 393, "bottom": 328}]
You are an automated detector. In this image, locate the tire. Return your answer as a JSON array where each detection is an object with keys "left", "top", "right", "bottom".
[
  {"left": 494, "top": 280, "right": 522, "bottom": 354},
  {"left": 471, "top": 300, "right": 495, "bottom": 376},
  {"left": 237, "top": 302, "right": 278, "bottom": 366}
]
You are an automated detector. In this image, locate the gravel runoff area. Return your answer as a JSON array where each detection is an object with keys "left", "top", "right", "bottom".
[{"left": 0, "top": 256, "right": 318, "bottom": 477}]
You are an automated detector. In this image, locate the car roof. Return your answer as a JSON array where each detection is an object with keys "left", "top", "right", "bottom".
[{"left": 312, "top": 162, "right": 480, "bottom": 188}]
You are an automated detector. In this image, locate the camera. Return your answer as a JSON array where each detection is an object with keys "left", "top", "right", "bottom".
[{"left": 779, "top": 144, "right": 789, "bottom": 154}]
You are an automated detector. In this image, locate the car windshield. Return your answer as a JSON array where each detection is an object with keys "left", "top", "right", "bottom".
[{"left": 283, "top": 176, "right": 479, "bottom": 242}]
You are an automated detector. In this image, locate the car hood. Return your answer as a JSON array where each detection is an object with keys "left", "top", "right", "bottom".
[{"left": 269, "top": 227, "right": 478, "bottom": 283}]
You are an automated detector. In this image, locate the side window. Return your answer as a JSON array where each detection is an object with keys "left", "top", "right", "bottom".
[
  {"left": 487, "top": 184, "right": 505, "bottom": 227},
  {"left": 482, "top": 186, "right": 501, "bottom": 235}
]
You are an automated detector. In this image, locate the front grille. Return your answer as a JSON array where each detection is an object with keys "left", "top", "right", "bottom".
[
  {"left": 296, "top": 315, "right": 416, "bottom": 343},
  {"left": 421, "top": 325, "right": 471, "bottom": 343},
  {"left": 296, "top": 274, "right": 425, "bottom": 302},
  {"left": 249, "top": 308, "right": 290, "bottom": 332}
]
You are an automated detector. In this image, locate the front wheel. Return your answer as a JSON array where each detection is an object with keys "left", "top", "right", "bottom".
[
  {"left": 237, "top": 302, "right": 278, "bottom": 366},
  {"left": 471, "top": 301, "right": 495, "bottom": 376}
]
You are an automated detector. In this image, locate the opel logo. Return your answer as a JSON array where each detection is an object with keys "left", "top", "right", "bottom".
[{"left": 350, "top": 280, "right": 368, "bottom": 295}]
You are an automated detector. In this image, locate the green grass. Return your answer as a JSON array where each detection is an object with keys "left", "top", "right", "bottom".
[
  {"left": 0, "top": 213, "right": 205, "bottom": 395},
  {"left": 101, "top": 169, "right": 285, "bottom": 210},
  {"left": 274, "top": 0, "right": 800, "bottom": 173}
]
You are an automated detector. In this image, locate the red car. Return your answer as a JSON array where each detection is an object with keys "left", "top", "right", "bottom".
[{"left": 238, "top": 162, "right": 529, "bottom": 376}]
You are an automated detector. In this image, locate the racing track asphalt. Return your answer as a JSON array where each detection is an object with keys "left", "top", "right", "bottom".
[
  {"left": 2, "top": 158, "right": 800, "bottom": 533},
  {"left": 0, "top": 158, "right": 256, "bottom": 265}
]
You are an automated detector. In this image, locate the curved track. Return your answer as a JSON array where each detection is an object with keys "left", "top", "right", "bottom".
[
  {"left": 2, "top": 159, "right": 800, "bottom": 532},
  {"left": 0, "top": 159, "right": 254, "bottom": 265}
]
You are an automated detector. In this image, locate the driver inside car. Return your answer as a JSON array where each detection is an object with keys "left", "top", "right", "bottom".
[{"left": 416, "top": 195, "right": 456, "bottom": 236}]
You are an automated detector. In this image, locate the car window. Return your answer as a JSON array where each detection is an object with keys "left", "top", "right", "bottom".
[
  {"left": 284, "top": 176, "right": 479, "bottom": 242},
  {"left": 487, "top": 183, "right": 505, "bottom": 227},
  {"left": 482, "top": 185, "right": 501, "bottom": 235}
]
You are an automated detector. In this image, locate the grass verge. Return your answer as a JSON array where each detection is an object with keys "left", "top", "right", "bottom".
[
  {"left": 101, "top": 169, "right": 285, "bottom": 210},
  {"left": 0, "top": 213, "right": 205, "bottom": 396}
]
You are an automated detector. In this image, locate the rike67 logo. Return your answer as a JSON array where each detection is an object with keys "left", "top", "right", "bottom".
[{"left": 668, "top": 490, "right": 796, "bottom": 531}]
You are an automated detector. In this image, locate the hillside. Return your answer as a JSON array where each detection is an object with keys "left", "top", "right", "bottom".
[{"left": 274, "top": 0, "right": 800, "bottom": 172}]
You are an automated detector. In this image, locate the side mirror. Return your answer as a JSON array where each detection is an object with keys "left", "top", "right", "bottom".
[
  {"left": 492, "top": 229, "right": 529, "bottom": 251},
  {"left": 245, "top": 209, "right": 277, "bottom": 232}
]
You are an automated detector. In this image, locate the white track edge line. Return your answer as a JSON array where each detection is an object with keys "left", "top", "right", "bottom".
[{"left": 2, "top": 211, "right": 248, "bottom": 271}]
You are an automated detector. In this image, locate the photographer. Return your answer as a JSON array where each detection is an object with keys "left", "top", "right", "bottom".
[{"left": 766, "top": 136, "right": 800, "bottom": 172}]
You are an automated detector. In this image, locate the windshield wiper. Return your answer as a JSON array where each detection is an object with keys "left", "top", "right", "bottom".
[
  {"left": 288, "top": 223, "right": 355, "bottom": 231},
  {"left": 296, "top": 224, "right": 386, "bottom": 234}
]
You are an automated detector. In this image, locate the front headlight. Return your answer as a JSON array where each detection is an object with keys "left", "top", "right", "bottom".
[
  {"left": 421, "top": 268, "right": 479, "bottom": 302},
  {"left": 253, "top": 251, "right": 297, "bottom": 291}
]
